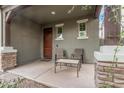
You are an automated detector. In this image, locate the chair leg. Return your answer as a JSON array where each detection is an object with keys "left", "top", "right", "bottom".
[
  {"left": 80, "top": 61, "right": 82, "bottom": 69},
  {"left": 77, "top": 64, "right": 79, "bottom": 77},
  {"left": 79, "top": 63, "right": 81, "bottom": 71},
  {"left": 79, "top": 61, "right": 81, "bottom": 71},
  {"left": 60, "top": 63, "right": 61, "bottom": 69},
  {"left": 54, "top": 63, "right": 56, "bottom": 73}
]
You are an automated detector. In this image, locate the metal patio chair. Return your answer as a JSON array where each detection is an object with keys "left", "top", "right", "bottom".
[{"left": 71, "top": 48, "right": 84, "bottom": 68}]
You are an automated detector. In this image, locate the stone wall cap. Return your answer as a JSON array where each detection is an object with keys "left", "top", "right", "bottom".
[
  {"left": 0, "top": 50, "right": 17, "bottom": 53},
  {"left": 94, "top": 52, "right": 124, "bottom": 63},
  {"left": 0, "top": 47, "right": 17, "bottom": 53}
]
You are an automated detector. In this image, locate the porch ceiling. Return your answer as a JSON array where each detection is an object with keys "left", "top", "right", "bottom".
[{"left": 19, "top": 5, "right": 96, "bottom": 24}]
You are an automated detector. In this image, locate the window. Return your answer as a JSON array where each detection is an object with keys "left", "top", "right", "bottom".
[
  {"left": 55, "top": 23, "right": 64, "bottom": 40},
  {"left": 77, "top": 19, "right": 88, "bottom": 39},
  {"left": 80, "top": 23, "right": 86, "bottom": 31},
  {"left": 57, "top": 27, "right": 63, "bottom": 39}
]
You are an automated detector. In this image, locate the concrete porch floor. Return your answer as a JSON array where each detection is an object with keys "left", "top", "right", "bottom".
[{"left": 8, "top": 60, "right": 96, "bottom": 88}]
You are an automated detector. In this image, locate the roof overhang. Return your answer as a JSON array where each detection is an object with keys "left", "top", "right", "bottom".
[{"left": 1, "top": 5, "right": 101, "bottom": 25}]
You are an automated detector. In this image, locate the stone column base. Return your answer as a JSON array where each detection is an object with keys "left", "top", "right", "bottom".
[
  {"left": 95, "top": 59, "right": 124, "bottom": 88},
  {"left": 0, "top": 47, "right": 17, "bottom": 71}
]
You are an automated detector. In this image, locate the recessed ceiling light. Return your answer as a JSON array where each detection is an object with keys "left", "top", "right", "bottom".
[{"left": 51, "top": 11, "right": 56, "bottom": 15}]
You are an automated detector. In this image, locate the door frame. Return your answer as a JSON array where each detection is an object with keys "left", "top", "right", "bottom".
[{"left": 43, "top": 27, "right": 53, "bottom": 59}]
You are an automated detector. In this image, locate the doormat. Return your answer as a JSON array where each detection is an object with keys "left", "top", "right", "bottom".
[{"left": 40, "top": 59, "right": 51, "bottom": 62}]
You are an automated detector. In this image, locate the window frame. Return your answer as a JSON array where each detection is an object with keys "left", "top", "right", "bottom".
[
  {"left": 55, "top": 23, "right": 64, "bottom": 40},
  {"left": 77, "top": 19, "right": 88, "bottom": 39}
]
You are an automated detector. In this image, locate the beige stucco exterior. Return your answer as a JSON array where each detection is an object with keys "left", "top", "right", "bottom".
[
  {"left": 10, "top": 14, "right": 99, "bottom": 64},
  {"left": 10, "top": 15, "right": 42, "bottom": 65},
  {"left": 41, "top": 17, "right": 99, "bottom": 63}
]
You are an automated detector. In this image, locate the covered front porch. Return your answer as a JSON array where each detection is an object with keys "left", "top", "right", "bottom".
[
  {"left": 8, "top": 60, "right": 95, "bottom": 88},
  {"left": 0, "top": 5, "right": 101, "bottom": 88},
  {"left": 1, "top": 5, "right": 124, "bottom": 88},
  {"left": 0, "top": 5, "right": 100, "bottom": 67}
]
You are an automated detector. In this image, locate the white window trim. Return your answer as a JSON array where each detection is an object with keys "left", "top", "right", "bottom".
[
  {"left": 76, "top": 19, "right": 88, "bottom": 23},
  {"left": 55, "top": 37, "right": 64, "bottom": 40},
  {"left": 55, "top": 23, "right": 64, "bottom": 27},
  {"left": 77, "top": 19, "right": 88, "bottom": 39},
  {"left": 55, "top": 23, "right": 64, "bottom": 40}
]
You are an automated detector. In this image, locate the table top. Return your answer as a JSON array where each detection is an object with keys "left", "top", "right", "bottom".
[{"left": 56, "top": 59, "right": 79, "bottom": 64}]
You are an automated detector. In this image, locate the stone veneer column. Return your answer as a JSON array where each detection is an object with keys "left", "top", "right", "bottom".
[
  {"left": 0, "top": 47, "right": 17, "bottom": 71},
  {"left": 95, "top": 59, "right": 124, "bottom": 88}
]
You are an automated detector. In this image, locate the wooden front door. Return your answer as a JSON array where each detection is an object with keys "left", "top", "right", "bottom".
[{"left": 43, "top": 28, "right": 52, "bottom": 59}]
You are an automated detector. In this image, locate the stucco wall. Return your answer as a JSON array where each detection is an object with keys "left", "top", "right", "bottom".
[
  {"left": 41, "top": 18, "right": 99, "bottom": 63},
  {"left": 10, "top": 15, "right": 42, "bottom": 65}
]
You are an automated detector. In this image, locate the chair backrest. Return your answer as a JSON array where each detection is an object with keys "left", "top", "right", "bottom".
[
  {"left": 55, "top": 48, "right": 64, "bottom": 59},
  {"left": 74, "top": 48, "right": 84, "bottom": 56},
  {"left": 72, "top": 48, "right": 84, "bottom": 61}
]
